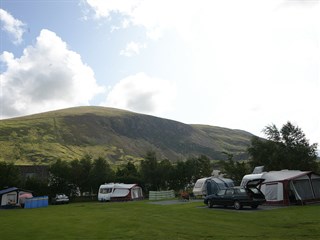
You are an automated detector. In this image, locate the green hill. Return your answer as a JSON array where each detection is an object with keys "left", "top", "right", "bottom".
[{"left": 0, "top": 106, "right": 254, "bottom": 165}]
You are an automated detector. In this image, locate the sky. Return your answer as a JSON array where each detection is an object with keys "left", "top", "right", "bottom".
[{"left": 0, "top": 0, "right": 319, "bottom": 150}]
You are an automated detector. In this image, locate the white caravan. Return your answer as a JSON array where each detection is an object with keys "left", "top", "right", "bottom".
[
  {"left": 98, "top": 183, "right": 115, "bottom": 201},
  {"left": 98, "top": 183, "right": 143, "bottom": 202},
  {"left": 193, "top": 177, "right": 234, "bottom": 197}
]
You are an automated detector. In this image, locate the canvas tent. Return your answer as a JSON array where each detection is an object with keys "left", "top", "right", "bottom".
[
  {"left": 0, "top": 187, "right": 33, "bottom": 208},
  {"left": 242, "top": 170, "right": 320, "bottom": 205}
]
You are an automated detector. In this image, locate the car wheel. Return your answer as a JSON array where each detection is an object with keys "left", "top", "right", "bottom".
[
  {"left": 234, "top": 201, "right": 242, "bottom": 210},
  {"left": 207, "top": 200, "right": 213, "bottom": 208}
]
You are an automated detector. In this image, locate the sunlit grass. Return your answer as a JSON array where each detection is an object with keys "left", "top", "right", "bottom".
[{"left": 1, "top": 201, "right": 320, "bottom": 240}]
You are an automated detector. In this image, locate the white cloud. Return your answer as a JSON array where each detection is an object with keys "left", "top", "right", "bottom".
[
  {"left": 0, "top": 8, "right": 26, "bottom": 45},
  {"left": 85, "top": 0, "right": 191, "bottom": 40},
  {"left": 120, "top": 41, "right": 146, "bottom": 57},
  {"left": 85, "top": 0, "right": 320, "bottom": 144},
  {"left": 103, "top": 72, "right": 176, "bottom": 115},
  {"left": 86, "top": 0, "right": 140, "bottom": 19},
  {"left": 0, "top": 29, "right": 104, "bottom": 118}
]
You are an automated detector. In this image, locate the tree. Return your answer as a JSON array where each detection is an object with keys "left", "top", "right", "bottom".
[
  {"left": 69, "top": 155, "right": 93, "bottom": 194},
  {"left": 115, "top": 162, "right": 141, "bottom": 185},
  {"left": 170, "top": 160, "right": 190, "bottom": 191},
  {"left": 140, "top": 151, "right": 161, "bottom": 191},
  {"left": 219, "top": 152, "right": 249, "bottom": 185},
  {"left": 90, "top": 157, "right": 114, "bottom": 194},
  {"left": 248, "top": 121, "right": 318, "bottom": 171},
  {"left": 0, "top": 162, "right": 21, "bottom": 188},
  {"left": 158, "top": 159, "right": 174, "bottom": 190},
  {"left": 169, "top": 155, "right": 212, "bottom": 191},
  {"left": 49, "top": 159, "right": 76, "bottom": 197},
  {"left": 24, "top": 176, "right": 49, "bottom": 196}
]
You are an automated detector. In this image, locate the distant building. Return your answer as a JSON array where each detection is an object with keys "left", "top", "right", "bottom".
[{"left": 18, "top": 165, "right": 49, "bottom": 181}]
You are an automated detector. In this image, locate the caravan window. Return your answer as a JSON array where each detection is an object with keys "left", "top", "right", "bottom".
[
  {"left": 194, "top": 181, "right": 204, "bottom": 188},
  {"left": 99, "top": 188, "right": 113, "bottom": 194}
]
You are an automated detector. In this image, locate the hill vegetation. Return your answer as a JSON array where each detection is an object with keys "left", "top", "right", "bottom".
[{"left": 0, "top": 106, "right": 254, "bottom": 165}]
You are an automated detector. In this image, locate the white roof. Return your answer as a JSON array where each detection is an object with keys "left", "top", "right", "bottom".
[
  {"left": 262, "top": 170, "right": 312, "bottom": 182},
  {"left": 112, "top": 189, "right": 130, "bottom": 197},
  {"left": 114, "top": 183, "right": 138, "bottom": 189},
  {"left": 100, "top": 183, "right": 138, "bottom": 189}
]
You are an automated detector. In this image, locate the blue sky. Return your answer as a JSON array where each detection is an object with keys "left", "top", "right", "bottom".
[{"left": 1, "top": 0, "right": 319, "bottom": 149}]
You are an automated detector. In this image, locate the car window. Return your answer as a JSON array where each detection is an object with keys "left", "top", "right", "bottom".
[
  {"left": 217, "top": 190, "right": 226, "bottom": 196},
  {"left": 225, "top": 189, "right": 234, "bottom": 195},
  {"left": 248, "top": 188, "right": 260, "bottom": 194},
  {"left": 235, "top": 188, "right": 246, "bottom": 194}
]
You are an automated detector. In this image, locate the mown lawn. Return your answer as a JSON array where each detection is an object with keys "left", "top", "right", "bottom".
[{"left": 1, "top": 201, "right": 320, "bottom": 240}]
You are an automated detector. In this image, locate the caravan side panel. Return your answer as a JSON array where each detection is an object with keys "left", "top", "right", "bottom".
[{"left": 261, "top": 182, "right": 283, "bottom": 203}]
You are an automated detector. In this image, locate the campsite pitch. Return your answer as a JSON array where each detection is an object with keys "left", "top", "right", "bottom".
[{"left": 1, "top": 201, "right": 319, "bottom": 240}]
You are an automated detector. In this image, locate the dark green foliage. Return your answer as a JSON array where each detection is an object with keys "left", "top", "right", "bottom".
[
  {"left": 48, "top": 156, "right": 115, "bottom": 196},
  {"left": 248, "top": 122, "right": 318, "bottom": 171},
  {"left": 23, "top": 177, "right": 49, "bottom": 196},
  {"left": 89, "top": 157, "right": 114, "bottom": 193},
  {"left": 138, "top": 152, "right": 213, "bottom": 192},
  {"left": 0, "top": 162, "right": 21, "bottom": 188},
  {"left": 219, "top": 152, "right": 250, "bottom": 185},
  {"left": 186, "top": 155, "right": 212, "bottom": 183},
  {"left": 2, "top": 150, "right": 216, "bottom": 197},
  {"left": 115, "top": 162, "right": 142, "bottom": 185},
  {"left": 140, "top": 151, "right": 162, "bottom": 191},
  {"left": 69, "top": 155, "right": 93, "bottom": 193},
  {"left": 49, "top": 159, "right": 76, "bottom": 197}
]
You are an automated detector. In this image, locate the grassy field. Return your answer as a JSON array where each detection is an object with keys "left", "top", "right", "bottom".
[{"left": 1, "top": 200, "right": 320, "bottom": 240}]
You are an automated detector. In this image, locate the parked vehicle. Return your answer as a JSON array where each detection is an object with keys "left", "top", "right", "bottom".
[
  {"left": 204, "top": 179, "right": 266, "bottom": 210},
  {"left": 51, "top": 194, "right": 69, "bottom": 204}
]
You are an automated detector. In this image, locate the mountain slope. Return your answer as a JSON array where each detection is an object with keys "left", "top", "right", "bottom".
[{"left": 0, "top": 106, "right": 254, "bottom": 165}]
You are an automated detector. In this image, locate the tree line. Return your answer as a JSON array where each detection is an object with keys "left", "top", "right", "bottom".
[
  {"left": 219, "top": 122, "right": 319, "bottom": 184},
  {"left": 0, "top": 153, "right": 212, "bottom": 197}
]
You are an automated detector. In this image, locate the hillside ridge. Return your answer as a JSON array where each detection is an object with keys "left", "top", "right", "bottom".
[{"left": 0, "top": 106, "right": 254, "bottom": 165}]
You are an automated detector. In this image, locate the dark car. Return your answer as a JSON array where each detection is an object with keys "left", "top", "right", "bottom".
[{"left": 204, "top": 179, "right": 266, "bottom": 210}]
